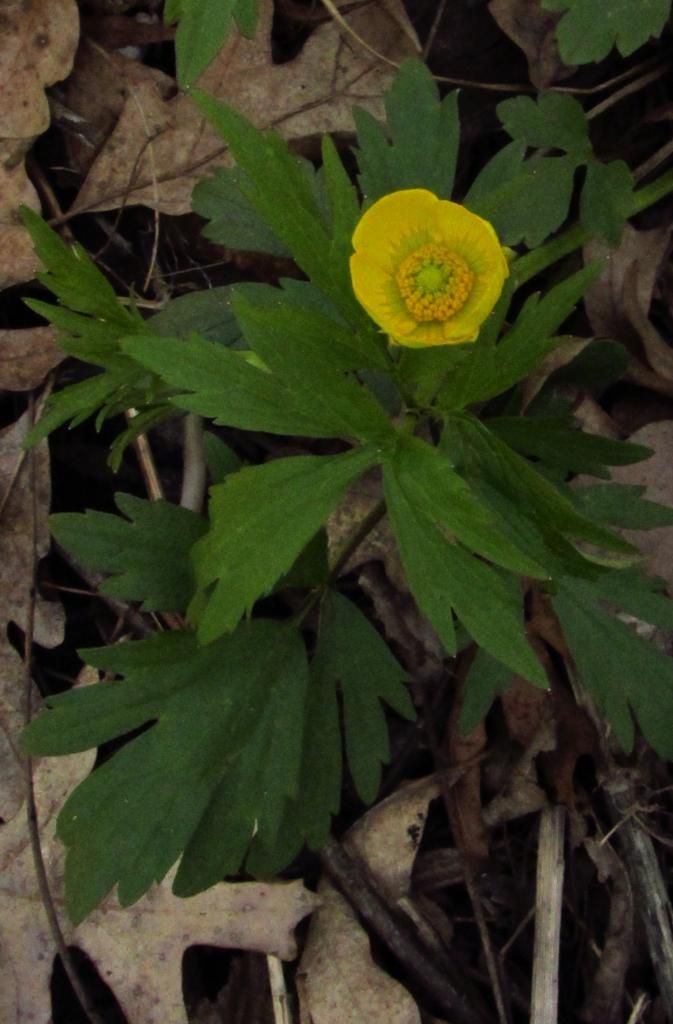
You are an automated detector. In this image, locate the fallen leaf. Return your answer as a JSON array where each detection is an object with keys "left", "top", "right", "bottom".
[
  {"left": 0, "top": 327, "right": 65, "bottom": 390},
  {"left": 488, "top": 0, "right": 569, "bottom": 88},
  {"left": 67, "top": 0, "right": 419, "bottom": 217},
  {"left": 608, "top": 420, "right": 673, "bottom": 588},
  {"left": 584, "top": 224, "right": 672, "bottom": 343},
  {"left": 0, "top": 0, "right": 79, "bottom": 287},
  {"left": 298, "top": 777, "right": 439, "bottom": 1024}
]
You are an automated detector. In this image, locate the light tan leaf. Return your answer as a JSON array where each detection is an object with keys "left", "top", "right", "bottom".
[
  {"left": 299, "top": 777, "right": 439, "bottom": 1024},
  {"left": 0, "top": 0, "right": 79, "bottom": 287},
  {"left": 68, "top": 0, "right": 418, "bottom": 217},
  {"left": 0, "top": 327, "right": 65, "bottom": 390},
  {"left": 488, "top": 0, "right": 569, "bottom": 88},
  {"left": 608, "top": 420, "right": 673, "bottom": 588}
]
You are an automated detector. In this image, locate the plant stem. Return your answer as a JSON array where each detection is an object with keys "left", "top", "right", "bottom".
[{"left": 513, "top": 167, "right": 673, "bottom": 288}]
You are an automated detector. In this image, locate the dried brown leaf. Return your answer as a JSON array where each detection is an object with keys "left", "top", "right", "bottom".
[
  {"left": 0, "top": 327, "right": 64, "bottom": 390},
  {"left": 298, "top": 777, "right": 439, "bottom": 1024},
  {"left": 488, "top": 0, "right": 568, "bottom": 88},
  {"left": 0, "top": 0, "right": 79, "bottom": 287},
  {"left": 68, "top": 0, "right": 418, "bottom": 216}
]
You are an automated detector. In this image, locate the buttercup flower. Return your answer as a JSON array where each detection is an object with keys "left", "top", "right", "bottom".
[{"left": 350, "top": 189, "right": 509, "bottom": 348}]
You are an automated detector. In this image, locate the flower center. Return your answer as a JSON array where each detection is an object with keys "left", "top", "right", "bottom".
[{"left": 396, "top": 243, "right": 474, "bottom": 322}]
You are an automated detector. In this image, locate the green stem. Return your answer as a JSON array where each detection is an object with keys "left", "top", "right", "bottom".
[{"left": 513, "top": 167, "right": 673, "bottom": 288}]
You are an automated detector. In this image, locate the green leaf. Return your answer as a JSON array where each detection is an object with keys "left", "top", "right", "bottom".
[
  {"left": 123, "top": 332, "right": 374, "bottom": 439},
  {"left": 384, "top": 452, "right": 547, "bottom": 683},
  {"left": 191, "top": 92, "right": 363, "bottom": 323},
  {"left": 540, "top": 338, "right": 629, "bottom": 395},
  {"left": 543, "top": 0, "right": 671, "bottom": 63},
  {"left": 231, "top": 292, "right": 394, "bottom": 441},
  {"left": 23, "top": 622, "right": 306, "bottom": 919},
  {"left": 580, "top": 160, "right": 634, "bottom": 246},
  {"left": 50, "top": 495, "right": 207, "bottom": 611},
  {"left": 572, "top": 483, "right": 673, "bottom": 529},
  {"left": 20, "top": 207, "right": 130, "bottom": 323},
  {"left": 354, "top": 58, "right": 460, "bottom": 201},
  {"left": 486, "top": 416, "right": 652, "bottom": 478},
  {"left": 388, "top": 436, "right": 550, "bottom": 578},
  {"left": 192, "top": 446, "right": 378, "bottom": 642},
  {"left": 466, "top": 149, "right": 576, "bottom": 247},
  {"left": 589, "top": 568, "right": 673, "bottom": 630},
  {"left": 459, "top": 648, "right": 513, "bottom": 734},
  {"left": 150, "top": 288, "right": 242, "bottom": 344},
  {"left": 437, "top": 265, "right": 601, "bottom": 411},
  {"left": 310, "top": 591, "right": 413, "bottom": 804},
  {"left": 553, "top": 579, "right": 673, "bottom": 757},
  {"left": 202, "top": 432, "right": 242, "bottom": 482},
  {"left": 447, "top": 415, "right": 637, "bottom": 555},
  {"left": 192, "top": 169, "right": 290, "bottom": 255},
  {"left": 167, "top": 0, "right": 259, "bottom": 87},
  {"left": 497, "top": 93, "right": 591, "bottom": 159}
]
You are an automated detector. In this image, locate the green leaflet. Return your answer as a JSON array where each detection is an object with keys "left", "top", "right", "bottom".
[
  {"left": 572, "top": 483, "right": 673, "bottom": 530},
  {"left": 191, "top": 91, "right": 365, "bottom": 325},
  {"left": 192, "top": 168, "right": 290, "bottom": 256},
  {"left": 149, "top": 285, "right": 242, "bottom": 344},
  {"left": 497, "top": 93, "right": 591, "bottom": 159},
  {"left": 23, "top": 622, "right": 307, "bottom": 922},
  {"left": 354, "top": 58, "right": 460, "bottom": 201},
  {"left": 50, "top": 495, "right": 207, "bottom": 611},
  {"left": 191, "top": 446, "right": 378, "bottom": 643},
  {"left": 543, "top": 0, "right": 671, "bottom": 64},
  {"left": 459, "top": 648, "right": 514, "bottom": 735},
  {"left": 553, "top": 579, "right": 673, "bottom": 757},
  {"left": 485, "top": 416, "right": 651, "bottom": 479},
  {"left": 437, "top": 265, "right": 601, "bottom": 411},
  {"left": 384, "top": 449, "right": 547, "bottom": 684},
  {"left": 465, "top": 146, "right": 577, "bottom": 247},
  {"left": 166, "top": 0, "right": 259, "bottom": 87}
]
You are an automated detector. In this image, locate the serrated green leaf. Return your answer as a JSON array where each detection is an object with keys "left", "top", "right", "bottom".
[
  {"left": 192, "top": 446, "right": 378, "bottom": 642},
  {"left": 543, "top": 0, "right": 671, "bottom": 64},
  {"left": 24, "top": 622, "right": 306, "bottom": 919},
  {"left": 486, "top": 416, "right": 651, "bottom": 478},
  {"left": 50, "top": 494, "right": 207, "bottom": 611},
  {"left": 580, "top": 160, "right": 634, "bottom": 246},
  {"left": 553, "top": 579, "right": 673, "bottom": 757},
  {"left": 541, "top": 338, "right": 629, "bottom": 395},
  {"left": 191, "top": 92, "right": 363, "bottom": 323},
  {"left": 437, "top": 265, "right": 600, "bottom": 411},
  {"left": 192, "top": 169, "right": 290, "bottom": 256},
  {"left": 202, "top": 432, "right": 241, "bottom": 482},
  {"left": 312, "top": 591, "right": 413, "bottom": 804},
  {"left": 231, "top": 293, "right": 394, "bottom": 442},
  {"left": 25, "top": 366, "right": 143, "bottom": 446},
  {"left": 459, "top": 648, "right": 513, "bottom": 734},
  {"left": 122, "top": 332, "right": 370, "bottom": 439},
  {"left": 572, "top": 482, "right": 673, "bottom": 529},
  {"left": 168, "top": 0, "right": 259, "bottom": 87},
  {"left": 384, "top": 456, "right": 547, "bottom": 683},
  {"left": 389, "top": 436, "right": 550, "bottom": 578},
  {"left": 354, "top": 58, "right": 460, "bottom": 202},
  {"left": 590, "top": 568, "right": 673, "bottom": 630},
  {"left": 497, "top": 93, "right": 591, "bottom": 159},
  {"left": 466, "top": 150, "right": 576, "bottom": 247},
  {"left": 447, "top": 414, "right": 637, "bottom": 555}
]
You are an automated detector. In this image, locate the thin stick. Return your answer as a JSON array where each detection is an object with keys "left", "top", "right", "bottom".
[
  {"left": 530, "top": 805, "right": 566, "bottom": 1024},
  {"left": 180, "top": 413, "right": 207, "bottom": 512},
  {"left": 604, "top": 773, "right": 673, "bottom": 1020},
  {"left": 266, "top": 955, "right": 293, "bottom": 1024},
  {"left": 126, "top": 408, "right": 164, "bottom": 501},
  {"left": 23, "top": 403, "right": 106, "bottom": 1024},
  {"left": 320, "top": 836, "right": 494, "bottom": 1024}
]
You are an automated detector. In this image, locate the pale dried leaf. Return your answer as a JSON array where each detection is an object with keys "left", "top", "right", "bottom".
[
  {"left": 68, "top": 0, "right": 418, "bottom": 216},
  {"left": 584, "top": 224, "right": 673, "bottom": 341},
  {"left": 0, "top": 0, "right": 79, "bottom": 287},
  {"left": 299, "top": 778, "right": 439, "bottom": 1024},
  {"left": 608, "top": 420, "right": 673, "bottom": 588},
  {"left": 488, "top": 0, "right": 568, "bottom": 88},
  {"left": 0, "top": 327, "right": 65, "bottom": 390}
]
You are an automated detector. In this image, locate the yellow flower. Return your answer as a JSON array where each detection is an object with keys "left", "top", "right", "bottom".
[{"left": 350, "top": 189, "right": 509, "bottom": 348}]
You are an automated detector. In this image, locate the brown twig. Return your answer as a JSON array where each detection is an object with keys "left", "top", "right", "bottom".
[{"left": 320, "top": 836, "right": 494, "bottom": 1024}]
